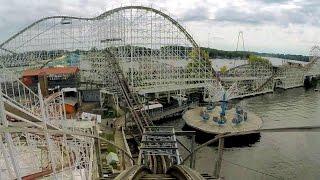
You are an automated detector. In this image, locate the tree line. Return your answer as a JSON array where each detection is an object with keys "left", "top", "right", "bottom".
[{"left": 202, "top": 47, "right": 310, "bottom": 62}]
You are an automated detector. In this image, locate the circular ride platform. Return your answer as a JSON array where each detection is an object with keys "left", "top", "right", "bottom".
[{"left": 183, "top": 106, "right": 263, "bottom": 134}]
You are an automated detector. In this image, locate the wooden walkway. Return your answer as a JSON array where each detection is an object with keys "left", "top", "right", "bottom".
[{"left": 183, "top": 106, "right": 262, "bottom": 134}]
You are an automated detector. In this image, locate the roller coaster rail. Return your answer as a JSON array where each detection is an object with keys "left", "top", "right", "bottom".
[{"left": 0, "top": 4, "right": 320, "bottom": 180}]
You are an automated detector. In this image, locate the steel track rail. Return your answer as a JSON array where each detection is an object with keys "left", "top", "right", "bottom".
[{"left": 0, "top": 6, "right": 198, "bottom": 50}]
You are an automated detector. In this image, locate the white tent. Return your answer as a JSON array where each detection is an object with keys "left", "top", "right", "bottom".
[{"left": 106, "top": 152, "right": 119, "bottom": 165}]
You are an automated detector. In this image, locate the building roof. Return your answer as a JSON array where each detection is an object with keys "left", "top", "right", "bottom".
[{"left": 22, "top": 67, "right": 79, "bottom": 77}]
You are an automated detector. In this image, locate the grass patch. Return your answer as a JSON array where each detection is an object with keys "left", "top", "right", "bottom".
[
  {"left": 100, "top": 132, "right": 115, "bottom": 141},
  {"left": 100, "top": 132, "right": 116, "bottom": 153}
]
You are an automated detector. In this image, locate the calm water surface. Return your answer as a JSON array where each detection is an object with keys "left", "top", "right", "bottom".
[{"left": 161, "top": 87, "right": 320, "bottom": 179}]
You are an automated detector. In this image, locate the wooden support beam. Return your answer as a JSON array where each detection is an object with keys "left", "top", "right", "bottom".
[
  {"left": 176, "top": 138, "right": 191, "bottom": 153},
  {"left": 140, "top": 147, "right": 178, "bottom": 150},
  {"left": 190, "top": 134, "right": 196, "bottom": 169},
  {"left": 93, "top": 126, "right": 102, "bottom": 177},
  {"left": 213, "top": 137, "right": 224, "bottom": 178},
  {"left": 175, "top": 131, "right": 196, "bottom": 136}
]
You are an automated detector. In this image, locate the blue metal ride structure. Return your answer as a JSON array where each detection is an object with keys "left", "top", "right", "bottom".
[
  {"left": 232, "top": 105, "right": 248, "bottom": 125},
  {"left": 200, "top": 109, "right": 210, "bottom": 121},
  {"left": 218, "top": 92, "right": 228, "bottom": 125}
]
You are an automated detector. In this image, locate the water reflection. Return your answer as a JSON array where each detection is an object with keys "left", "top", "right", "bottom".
[{"left": 160, "top": 87, "right": 320, "bottom": 179}]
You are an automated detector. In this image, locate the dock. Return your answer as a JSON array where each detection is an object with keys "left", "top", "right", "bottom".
[{"left": 183, "top": 106, "right": 263, "bottom": 134}]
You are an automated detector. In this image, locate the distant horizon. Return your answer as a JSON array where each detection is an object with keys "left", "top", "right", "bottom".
[{"left": 201, "top": 46, "right": 310, "bottom": 57}]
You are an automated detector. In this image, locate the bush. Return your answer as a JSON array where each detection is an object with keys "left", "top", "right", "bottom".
[
  {"left": 220, "top": 65, "right": 228, "bottom": 74},
  {"left": 248, "top": 55, "right": 271, "bottom": 65}
]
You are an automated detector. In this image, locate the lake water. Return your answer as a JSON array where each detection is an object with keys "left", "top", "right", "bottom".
[{"left": 161, "top": 86, "right": 320, "bottom": 179}]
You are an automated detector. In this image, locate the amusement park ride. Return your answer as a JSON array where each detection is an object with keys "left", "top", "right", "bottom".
[
  {"left": 203, "top": 81, "right": 247, "bottom": 126},
  {"left": 0, "top": 4, "right": 319, "bottom": 180}
]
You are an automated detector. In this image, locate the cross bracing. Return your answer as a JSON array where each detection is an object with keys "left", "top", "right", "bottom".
[
  {"left": 275, "top": 46, "right": 320, "bottom": 89},
  {"left": 217, "top": 45, "right": 320, "bottom": 95},
  {"left": 0, "top": 6, "right": 213, "bottom": 98},
  {"left": 1, "top": 6, "right": 318, "bottom": 100},
  {"left": 274, "top": 63, "right": 306, "bottom": 89},
  {"left": 0, "top": 63, "right": 97, "bottom": 179},
  {"left": 306, "top": 45, "right": 320, "bottom": 77},
  {"left": 218, "top": 62, "right": 274, "bottom": 99},
  {"left": 0, "top": 5, "right": 320, "bottom": 179},
  {"left": 0, "top": 6, "right": 211, "bottom": 179}
]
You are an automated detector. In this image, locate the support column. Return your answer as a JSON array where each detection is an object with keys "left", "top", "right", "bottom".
[
  {"left": 99, "top": 90, "right": 103, "bottom": 108},
  {"left": 0, "top": 134, "right": 21, "bottom": 180},
  {"left": 190, "top": 134, "right": 196, "bottom": 169},
  {"left": 0, "top": 84, "right": 22, "bottom": 180},
  {"left": 121, "top": 151, "right": 125, "bottom": 170},
  {"left": 115, "top": 94, "right": 119, "bottom": 117},
  {"left": 78, "top": 90, "right": 82, "bottom": 107},
  {"left": 0, "top": 138, "right": 15, "bottom": 178},
  {"left": 214, "top": 137, "right": 224, "bottom": 178},
  {"left": 60, "top": 89, "right": 74, "bottom": 179},
  {"left": 38, "top": 84, "right": 58, "bottom": 180},
  {"left": 93, "top": 126, "right": 102, "bottom": 177}
]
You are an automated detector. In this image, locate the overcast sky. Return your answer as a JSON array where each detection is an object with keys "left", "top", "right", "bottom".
[{"left": 0, "top": 0, "right": 319, "bottom": 55}]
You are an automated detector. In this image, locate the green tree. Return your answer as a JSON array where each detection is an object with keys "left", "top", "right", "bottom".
[
  {"left": 220, "top": 65, "right": 228, "bottom": 74},
  {"left": 248, "top": 55, "right": 271, "bottom": 65},
  {"left": 187, "top": 48, "right": 212, "bottom": 71}
]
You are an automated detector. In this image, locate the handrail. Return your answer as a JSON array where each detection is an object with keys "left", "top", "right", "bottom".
[
  {"left": 0, "top": 63, "right": 39, "bottom": 99},
  {"left": 0, "top": 63, "right": 42, "bottom": 118}
]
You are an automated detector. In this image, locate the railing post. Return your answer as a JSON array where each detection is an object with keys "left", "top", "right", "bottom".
[
  {"left": 38, "top": 83, "right": 58, "bottom": 180},
  {"left": 214, "top": 137, "right": 224, "bottom": 178},
  {"left": 0, "top": 87, "right": 22, "bottom": 179}
]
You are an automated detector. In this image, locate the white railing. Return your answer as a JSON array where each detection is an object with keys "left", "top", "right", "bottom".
[
  {"left": 44, "top": 91, "right": 65, "bottom": 128},
  {"left": 0, "top": 63, "right": 41, "bottom": 119},
  {"left": 0, "top": 64, "right": 97, "bottom": 180}
]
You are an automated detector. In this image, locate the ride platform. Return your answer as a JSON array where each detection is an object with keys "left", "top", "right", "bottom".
[{"left": 183, "top": 106, "right": 262, "bottom": 134}]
